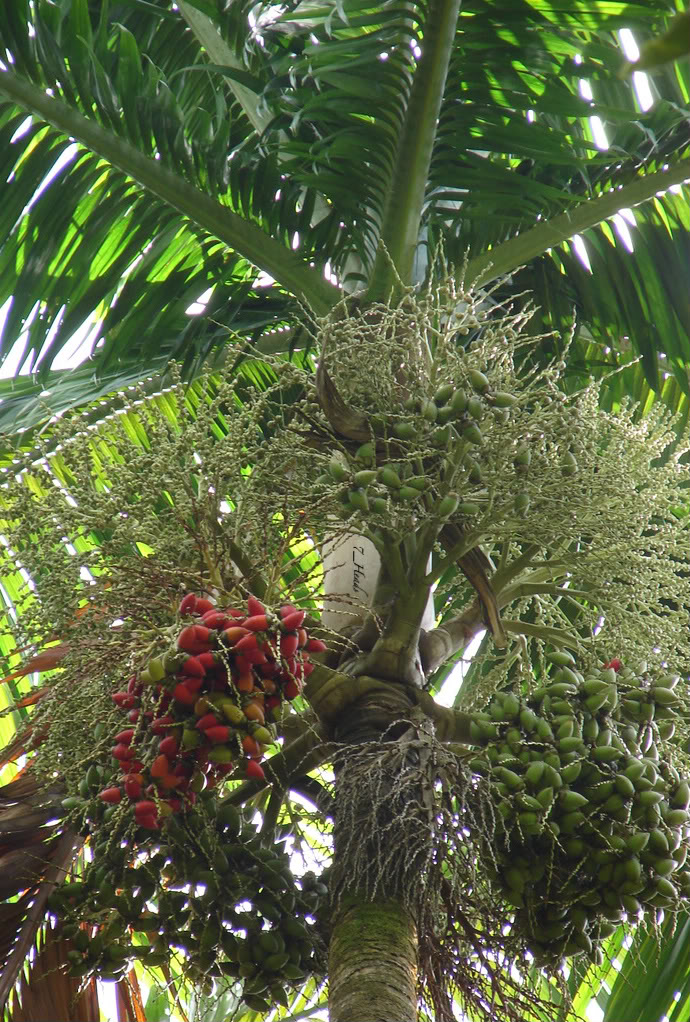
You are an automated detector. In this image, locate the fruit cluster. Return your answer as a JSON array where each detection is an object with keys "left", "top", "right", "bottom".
[
  {"left": 94, "top": 594, "right": 325, "bottom": 829},
  {"left": 49, "top": 794, "right": 325, "bottom": 1005},
  {"left": 467, "top": 654, "right": 690, "bottom": 965},
  {"left": 315, "top": 369, "right": 571, "bottom": 521}
]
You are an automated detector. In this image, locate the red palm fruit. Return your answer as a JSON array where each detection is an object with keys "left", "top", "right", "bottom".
[
  {"left": 177, "top": 625, "right": 212, "bottom": 655},
  {"left": 281, "top": 609, "right": 306, "bottom": 630},
  {"left": 172, "top": 682, "right": 196, "bottom": 706},
  {"left": 282, "top": 657, "right": 297, "bottom": 677},
  {"left": 302, "top": 661, "right": 315, "bottom": 677},
  {"left": 224, "top": 607, "right": 245, "bottom": 620},
  {"left": 127, "top": 709, "right": 140, "bottom": 723},
  {"left": 194, "top": 597, "right": 215, "bottom": 615},
  {"left": 196, "top": 713, "right": 221, "bottom": 731},
  {"left": 195, "top": 747, "right": 210, "bottom": 767},
  {"left": 139, "top": 815, "right": 159, "bottom": 829},
  {"left": 236, "top": 673, "right": 255, "bottom": 694},
  {"left": 243, "top": 614, "right": 268, "bottom": 632},
  {"left": 297, "top": 628, "right": 308, "bottom": 648},
  {"left": 112, "top": 692, "right": 137, "bottom": 709},
  {"left": 205, "top": 725, "right": 231, "bottom": 744},
  {"left": 151, "top": 754, "right": 170, "bottom": 778},
  {"left": 235, "top": 632, "right": 259, "bottom": 651},
  {"left": 124, "top": 775, "right": 143, "bottom": 799},
  {"left": 243, "top": 701, "right": 265, "bottom": 725},
  {"left": 247, "top": 596, "right": 265, "bottom": 617},
  {"left": 242, "top": 735, "right": 261, "bottom": 758},
  {"left": 112, "top": 743, "right": 135, "bottom": 761},
  {"left": 306, "top": 637, "right": 328, "bottom": 653},
  {"left": 261, "top": 679, "right": 277, "bottom": 696},
  {"left": 178, "top": 593, "right": 198, "bottom": 616},
  {"left": 167, "top": 798, "right": 183, "bottom": 812},
  {"left": 193, "top": 696, "right": 211, "bottom": 716},
  {"left": 197, "top": 652, "right": 216, "bottom": 671},
  {"left": 180, "top": 655, "right": 206, "bottom": 678},
  {"left": 258, "top": 660, "right": 278, "bottom": 678},
  {"left": 158, "top": 773, "right": 181, "bottom": 789},
  {"left": 604, "top": 658, "right": 622, "bottom": 672},
  {"left": 214, "top": 762, "right": 234, "bottom": 776},
  {"left": 98, "top": 786, "right": 122, "bottom": 804},
  {"left": 113, "top": 729, "right": 135, "bottom": 746},
  {"left": 135, "top": 799, "right": 157, "bottom": 817},
  {"left": 220, "top": 625, "right": 249, "bottom": 645},
  {"left": 127, "top": 675, "right": 141, "bottom": 694},
  {"left": 280, "top": 633, "right": 299, "bottom": 658},
  {"left": 283, "top": 679, "right": 301, "bottom": 700},
  {"left": 246, "top": 760, "right": 266, "bottom": 781},
  {"left": 200, "top": 610, "right": 230, "bottom": 630},
  {"left": 151, "top": 715, "right": 174, "bottom": 735},
  {"left": 265, "top": 694, "right": 281, "bottom": 710},
  {"left": 120, "top": 759, "right": 144, "bottom": 773},
  {"left": 183, "top": 675, "right": 204, "bottom": 694},
  {"left": 159, "top": 736, "right": 180, "bottom": 759}
]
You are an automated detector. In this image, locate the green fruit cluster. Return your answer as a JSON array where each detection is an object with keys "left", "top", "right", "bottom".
[
  {"left": 317, "top": 370, "right": 522, "bottom": 521},
  {"left": 48, "top": 795, "right": 324, "bottom": 998},
  {"left": 467, "top": 655, "right": 690, "bottom": 965}
]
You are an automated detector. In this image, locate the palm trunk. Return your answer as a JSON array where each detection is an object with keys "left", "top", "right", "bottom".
[
  {"left": 327, "top": 687, "right": 432, "bottom": 1021},
  {"left": 329, "top": 898, "right": 418, "bottom": 1022}
]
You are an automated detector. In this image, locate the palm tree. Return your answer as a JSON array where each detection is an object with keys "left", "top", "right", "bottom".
[{"left": 0, "top": 1, "right": 689, "bottom": 1020}]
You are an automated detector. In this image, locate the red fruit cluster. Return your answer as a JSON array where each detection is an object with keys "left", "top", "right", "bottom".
[
  {"left": 604, "top": 658, "right": 622, "bottom": 672},
  {"left": 102, "top": 595, "right": 326, "bottom": 828}
]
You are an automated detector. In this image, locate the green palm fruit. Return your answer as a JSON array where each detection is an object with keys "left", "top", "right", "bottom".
[
  {"left": 467, "top": 396, "right": 484, "bottom": 420},
  {"left": 468, "top": 369, "right": 490, "bottom": 393},
  {"left": 615, "top": 774, "right": 636, "bottom": 798},
  {"left": 560, "top": 452, "right": 577, "bottom": 476},
  {"left": 525, "top": 761, "right": 546, "bottom": 786},
  {"left": 458, "top": 500, "right": 481, "bottom": 515},
  {"left": 650, "top": 687, "right": 678, "bottom": 706},
  {"left": 514, "top": 492, "right": 530, "bottom": 513},
  {"left": 394, "top": 421, "right": 416, "bottom": 440},
  {"left": 463, "top": 422, "right": 483, "bottom": 445},
  {"left": 353, "top": 470, "right": 376, "bottom": 487},
  {"left": 547, "top": 650, "right": 576, "bottom": 668},
  {"left": 582, "top": 717, "right": 600, "bottom": 742},
  {"left": 592, "top": 745, "right": 622, "bottom": 763},
  {"left": 404, "top": 395, "right": 418, "bottom": 411},
  {"left": 328, "top": 457, "right": 349, "bottom": 482},
  {"left": 560, "top": 762, "right": 582, "bottom": 784},
  {"left": 450, "top": 389, "right": 468, "bottom": 415},
  {"left": 491, "top": 391, "right": 518, "bottom": 408},
  {"left": 398, "top": 485, "right": 421, "bottom": 501},
  {"left": 664, "top": 808, "right": 689, "bottom": 827},
  {"left": 466, "top": 459, "right": 483, "bottom": 484},
  {"left": 653, "top": 858, "right": 677, "bottom": 877},
  {"left": 497, "top": 767, "right": 523, "bottom": 790},
  {"left": 355, "top": 442, "right": 375, "bottom": 462},
  {"left": 559, "top": 790, "right": 589, "bottom": 811},
  {"left": 514, "top": 445, "right": 531, "bottom": 470},
  {"left": 559, "top": 811, "right": 586, "bottom": 833},
  {"left": 434, "top": 383, "right": 455, "bottom": 405},
  {"left": 557, "top": 719, "right": 575, "bottom": 739},
  {"left": 421, "top": 399, "right": 438, "bottom": 422},
  {"left": 670, "top": 780, "right": 686, "bottom": 805},
  {"left": 436, "top": 493, "right": 459, "bottom": 517},
  {"left": 520, "top": 708, "right": 538, "bottom": 731},
  {"left": 378, "top": 467, "right": 402, "bottom": 489},
  {"left": 559, "top": 736, "right": 585, "bottom": 754},
  {"left": 406, "top": 475, "right": 430, "bottom": 491},
  {"left": 537, "top": 786, "right": 555, "bottom": 809}
]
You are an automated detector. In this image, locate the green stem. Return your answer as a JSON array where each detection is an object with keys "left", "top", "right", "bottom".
[
  {"left": 502, "top": 618, "right": 579, "bottom": 648},
  {"left": 0, "top": 70, "right": 340, "bottom": 316},
  {"left": 466, "top": 159, "right": 690, "bottom": 285},
  {"left": 366, "top": 0, "right": 462, "bottom": 299}
]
